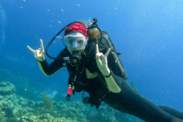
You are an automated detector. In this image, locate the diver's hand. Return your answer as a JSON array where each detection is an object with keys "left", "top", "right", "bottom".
[
  {"left": 83, "top": 97, "right": 101, "bottom": 109},
  {"left": 27, "top": 39, "right": 45, "bottom": 61},
  {"left": 95, "top": 44, "right": 111, "bottom": 76},
  {"left": 90, "top": 98, "right": 101, "bottom": 109}
]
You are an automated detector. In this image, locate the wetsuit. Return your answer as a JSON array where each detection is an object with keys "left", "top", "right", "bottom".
[{"left": 38, "top": 40, "right": 183, "bottom": 122}]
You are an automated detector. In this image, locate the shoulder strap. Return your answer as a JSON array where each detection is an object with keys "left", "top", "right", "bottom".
[{"left": 101, "top": 31, "right": 128, "bottom": 80}]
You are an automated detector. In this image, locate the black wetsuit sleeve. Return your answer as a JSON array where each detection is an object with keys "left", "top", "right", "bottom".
[
  {"left": 38, "top": 59, "right": 64, "bottom": 75},
  {"left": 38, "top": 48, "right": 69, "bottom": 75}
]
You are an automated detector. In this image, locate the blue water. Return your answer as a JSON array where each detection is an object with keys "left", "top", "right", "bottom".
[{"left": 0, "top": 0, "right": 183, "bottom": 121}]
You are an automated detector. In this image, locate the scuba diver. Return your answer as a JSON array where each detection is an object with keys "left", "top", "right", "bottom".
[{"left": 27, "top": 18, "right": 183, "bottom": 122}]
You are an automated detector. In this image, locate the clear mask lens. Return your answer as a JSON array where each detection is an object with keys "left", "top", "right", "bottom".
[{"left": 63, "top": 35, "right": 87, "bottom": 49}]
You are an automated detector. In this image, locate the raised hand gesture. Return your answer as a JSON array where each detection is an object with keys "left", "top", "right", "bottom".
[
  {"left": 95, "top": 44, "right": 111, "bottom": 76},
  {"left": 27, "top": 39, "right": 45, "bottom": 61}
]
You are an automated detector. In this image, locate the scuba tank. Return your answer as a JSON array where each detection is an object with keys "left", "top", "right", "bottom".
[{"left": 87, "top": 20, "right": 128, "bottom": 80}]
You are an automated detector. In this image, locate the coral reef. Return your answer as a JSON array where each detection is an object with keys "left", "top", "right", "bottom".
[
  {"left": 17, "top": 115, "right": 78, "bottom": 122},
  {"left": 61, "top": 107, "right": 83, "bottom": 121},
  {"left": 0, "top": 82, "right": 15, "bottom": 95},
  {"left": 86, "top": 104, "right": 131, "bottom": 122},
  {"left": 42, "top": 91, "right": 54, "bottom": 110},
  {"left": 0, "top": 108, "right": 6, "bottom": 122},
  {"left": 0, "top": 69, "right": 41, "bottom": 101},
  {"left": 0, "top": 80, "right": 134, "bottom": 122}
]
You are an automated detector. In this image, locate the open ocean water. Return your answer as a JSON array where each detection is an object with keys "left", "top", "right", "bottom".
[{"left": 0, "top": 0, "right": 183, "bottom": 122}]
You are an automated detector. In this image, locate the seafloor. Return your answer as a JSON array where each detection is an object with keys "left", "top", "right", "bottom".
[{"left": 0, "top": 69, "right": 138, "bottom": 122}]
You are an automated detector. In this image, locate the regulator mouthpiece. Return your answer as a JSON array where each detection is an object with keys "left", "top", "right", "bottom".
[{"left": 69, "top": 51, "right": 81, "bottom": 65}]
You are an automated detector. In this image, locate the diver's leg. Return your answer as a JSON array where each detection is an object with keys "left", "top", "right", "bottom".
[
  {"left": 158, "top": 106, "right": 183, "bottom": 120},
  {"left": 104, "top": 74, "right": 183, "bottom": 122}
]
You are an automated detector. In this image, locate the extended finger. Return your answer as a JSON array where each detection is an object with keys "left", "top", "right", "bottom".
[
  {"left": 96, "top": 52, "right": 103, "bottom": 58},
  {"left": 27, "top": 46, "right": 35, "bottom": 53},
  {"left": 105, "top": 48, "right": 111, "bottom": 57},
  {"left": 96, "top": 53, "right": 101, "bottom": 61},
  {"left": 40, "top": 39, "right": 44, "bottom": 52},
  {"left": 100, "top": 54, "right": 106, "bottom": 62},
  {"left": 96, "top": 44, "right": 99, "bottom": 53},
  {"left": 96, "top": 52, "right": 103, "bottom": 64}
]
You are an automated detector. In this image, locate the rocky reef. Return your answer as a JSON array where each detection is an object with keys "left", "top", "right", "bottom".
[
  {"left": 0, "top": 81, "right": 80, "bottom": 122},
  {"left": 0, "top": 82, "right": 15, "bottom": 95},
  {"left": 0, "top": 81, "right": 133, "bottom": 122},
  {"left": 0, "top": 68, "right": 137, "bottom": 122}
]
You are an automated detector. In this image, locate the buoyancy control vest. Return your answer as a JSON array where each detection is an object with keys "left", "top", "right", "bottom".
[
  {"left": 66, "top": 30, "right": 128, "bottom": 94},
  {"left": 101, "top": 31, "right": 128, "bottom": 80}
]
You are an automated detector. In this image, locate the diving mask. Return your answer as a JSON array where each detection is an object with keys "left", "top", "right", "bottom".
[{"left": 63, "top": 33, "right": 87, "bottom": 49}]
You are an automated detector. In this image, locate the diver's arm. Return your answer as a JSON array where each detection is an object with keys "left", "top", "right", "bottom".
[
  {"left": 35, "top": 48, "right": 67, "bottom": 76},
  {"left": 37, "top": 59, "right": 64, "bottom": 76},
  {"left": 95, "top": 44, "right": 121, "bottom": 93},
  {"left": 99, "top": 65, "right": 121, "bottom": 93},
  {"left": 27, "top": 39, "right": 65, "bottom": 76},
  {"left": 102, "top": 69, "right": 121, "bottom": 93}
]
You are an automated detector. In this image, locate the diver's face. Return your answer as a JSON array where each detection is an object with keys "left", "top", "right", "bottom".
[
  {"left": 63, "top": 32, "right": 87, "bottom": 54},
  {"left": 67, "top": 45, "right": 86, "bottom": 54}
]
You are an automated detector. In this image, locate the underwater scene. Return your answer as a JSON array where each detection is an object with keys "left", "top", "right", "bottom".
[{"left": 0, "top": 0, "right": 183, "bottom": 122}]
